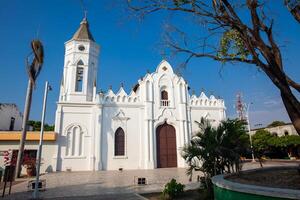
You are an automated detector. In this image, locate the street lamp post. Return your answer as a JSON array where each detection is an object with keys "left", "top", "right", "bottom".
[
  {"left": 33, "top": 81, "right": 51, "bottom": 199},
  {"left": 246, "top": 102, "right": 255, "bottom": 162}
]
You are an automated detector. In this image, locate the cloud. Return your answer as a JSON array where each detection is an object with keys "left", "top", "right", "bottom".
[
  {"left": 263, "top": 99, "right": 281, "bottom": 107},
  {"left": 249, "top": 107, "right": 290, "bottom": 128}
]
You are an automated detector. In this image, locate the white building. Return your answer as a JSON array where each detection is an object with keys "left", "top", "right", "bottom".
[
  {"left": 250, "top": 123, "right": 298, "bottom": 137},
  {"left": 0, "top": 103, "right": 22, "bottom": 131},
  {"left": 52, "top": 17, "right": 226, "bottom": 172}
]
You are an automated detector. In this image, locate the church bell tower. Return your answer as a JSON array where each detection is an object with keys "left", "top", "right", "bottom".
[{"left": 59, "top": 17, "right": 100, "bottom": 102}]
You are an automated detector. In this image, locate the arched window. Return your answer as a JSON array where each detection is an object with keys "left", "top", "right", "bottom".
[
  {"left": 66, "top": 125, "right": 84, "bottom": 156},
  {"left": 75, "top": 60, "right": 84, "bottom": 92},
  {"left": 179, "top": 83, "right": 185, "bottom": 103},
  {"left": 161, "top": 90, "right": 168, "bottom": 100},
  {"left": 160, "top": 90, "right": 169, "bottom": 107},
  {"left": 115, "top": 127, "right": 125, "bottom": 156},
  {"left": 146, "top": 81, "right": 151, "bottom": 101},
  {"left": 272, "top": 132, "right": 278, "bottom": 137},
  {"left": 77, "top": 60, "right": 84, "bottom": 65},
  {"left": 284, "top": 130, "right": 289, "bottom": 136}
]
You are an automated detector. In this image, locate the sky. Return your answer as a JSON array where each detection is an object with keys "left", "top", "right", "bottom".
[{"left": 0, "top": 0, "right": 299, "bottom": 129}]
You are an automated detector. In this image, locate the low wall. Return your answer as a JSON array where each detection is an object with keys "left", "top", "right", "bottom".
[
  {"left": 0, "top": 141, "right": 56, "bottom": 174},
  {"left": 212, "top": 167, "right": 300, "bottom": 200}
]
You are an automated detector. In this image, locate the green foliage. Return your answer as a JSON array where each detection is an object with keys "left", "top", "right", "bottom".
[
  {"left": 162, "top": 179, "right": 185, "bottom": 199},
  {"left": 253, "top": 129, "right": 300, "bottom": 149},
  {"left": 267, "top": 121, "right": 286, "bottom": 128},
  {"left": 181, "top": 118, "right": 249, "bottom": 197},
  {"left": 275, "top": 135, "right": 300, "bottom": 148},
  {"left": 218, "top": 29, "right": 249, "bottom": 61},
  {"left": 252, "top": 130, "right": 300, "bottom": 159},
  {"left": 182, "top": 118, "right": 249, "bottom": 178},
  {"left": 252, "top": 130, "right": 274, "bottom": 153},
  {"left": 27, "top": 120, "right": 54, "bottom": 131}
]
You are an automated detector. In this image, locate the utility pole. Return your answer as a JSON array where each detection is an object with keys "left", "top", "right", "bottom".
[
  {"left": 33, "top": 81, "right": 51, "bottom": 199},
  {"left": 236, "top": 93, "right": 246, "bottom": 121},
  {"left": 246, "top": 102, "right": 255, "bottom": 162}
]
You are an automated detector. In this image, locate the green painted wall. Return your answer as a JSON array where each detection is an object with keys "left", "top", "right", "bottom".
[{"left": 214, "top": 185, "right": 288, "bottom": 200}]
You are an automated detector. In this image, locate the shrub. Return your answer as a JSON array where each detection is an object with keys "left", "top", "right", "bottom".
[
  {"left": 162, "top": 179, "right": 185, "bottom": 199},
  {"left": 181, "top": 118, "right": 249, "bottom": 198}
]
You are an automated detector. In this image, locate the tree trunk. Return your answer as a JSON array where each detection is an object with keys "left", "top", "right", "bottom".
[
  {"left": 262, "top": 66, "right": 300, "bottom": 135},
  {"left": 15, "top": 80, "right": 33, "bottom": 179},
  {"left": 258, "top": 158, "right": 263, "bottom": 168},
  {"left": 281, "top": 91, "right": 300, "bottom": 135},
  {"left": 290, "top": 7, "right": 300, "bottom": 23}
]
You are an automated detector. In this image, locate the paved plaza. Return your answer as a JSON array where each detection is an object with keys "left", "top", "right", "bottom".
[
  {"left": 3, "top": 168, "right": 202, "bottom": 200},
  {"left": 2, "top": 161, "right": 299, "bottom": 200}
]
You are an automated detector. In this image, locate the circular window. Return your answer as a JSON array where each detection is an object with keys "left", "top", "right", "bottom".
[{"left": 78, "top": 45, "right": 85, "bottom": 51}]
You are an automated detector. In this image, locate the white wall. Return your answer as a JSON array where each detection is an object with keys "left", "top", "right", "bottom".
[
  {"left": 0, "top": 104, "right": 23, "bottom": 131},
  {"left": 0, "top": 141, "right": 56, "bottom": 174},
  {"left": 250, "top": 124, "right": 298, "bottom": 137},
  {"left": 190, "top": 93, "right": 226, "bottom": 135},
  {"left": 54, "top": 103, "right": 94, "bottom": 171},
  {"left": 55, "top": 59, "right": 227, "bottom": 171},
  {"left": 101, "top": 105, "right": 143, "bottom": 170}
]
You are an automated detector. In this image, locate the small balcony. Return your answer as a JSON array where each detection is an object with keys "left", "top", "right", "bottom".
[{"left": 160, "top": 100, "right": 170, "bottom": 107}]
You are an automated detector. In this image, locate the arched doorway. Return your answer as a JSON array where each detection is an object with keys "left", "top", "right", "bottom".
[{"left": 156, "top": 122, "right": 177, "bottom": 168}]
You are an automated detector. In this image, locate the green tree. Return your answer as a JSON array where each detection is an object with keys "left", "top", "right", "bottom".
[
  {"left": 127, "top": 0, "right": 300, "bottom": 135},
  {"left": 181, "top": 118, "right": 249, "bottom": 196},
  {"left": 252, "top": 129, "right": 275, "bottom": 165},
  {"left": 276, "top": 135, "right": 300, "bottom": 157},
  {"left": 27, "top": 120, "right": 54, "bottom": 131},
  {"left": 277, "top": 135, "right": 300, "bottom": 147},
  {"left": 252, "top": 130, "right": 300, "bottom": 162},
  {"left": 44, "top": 124, "right": 55, "bottom": 131},
  {"left": 267, "top": 121, "right": 286, "bottom": 128}
]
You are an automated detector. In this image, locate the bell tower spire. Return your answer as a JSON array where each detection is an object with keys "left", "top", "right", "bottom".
[{"left": 59, "top": 17, "right": 100, "bottom": 102}]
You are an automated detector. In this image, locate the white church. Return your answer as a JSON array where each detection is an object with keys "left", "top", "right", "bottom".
[{"left": 53, "top": 18, "right": 226, "bottom": 171}]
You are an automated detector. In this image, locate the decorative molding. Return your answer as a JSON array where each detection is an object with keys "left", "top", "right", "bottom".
[
  {"left": 112, "top": 110, "right": 130, "bottom": 121},
  {"left": 63, "top": 123, "right": 87, "bottom": 136},
  {"left": 156, "top": 108, "right": 178, "bottom": 123},
  {"left": 113, "top": 156, "right": 128, "bottom": 159}
]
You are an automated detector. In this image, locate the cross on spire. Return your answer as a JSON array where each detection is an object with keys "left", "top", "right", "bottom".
[
  {"left": 80, "top": 0, "right": 88, "bottom": 19},
  {"left": 84, "top": 10, "right": 88, "bottom": 20}
]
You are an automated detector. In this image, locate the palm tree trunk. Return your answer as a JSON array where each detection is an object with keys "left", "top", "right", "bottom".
[{"left": 15, "top": 80, "right": 33, "bottom": 179}]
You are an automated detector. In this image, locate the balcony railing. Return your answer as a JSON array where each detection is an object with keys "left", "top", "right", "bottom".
[{"left": 160, "top": 100, "right": 170, "bottom": 107}]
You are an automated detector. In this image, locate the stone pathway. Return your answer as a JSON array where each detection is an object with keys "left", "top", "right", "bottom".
[
  {"left": 2, "top": 168, "right": 202, "bottom": 199},
  {"left": 2, "top": 161, "right": 299, "bottom": 200}
]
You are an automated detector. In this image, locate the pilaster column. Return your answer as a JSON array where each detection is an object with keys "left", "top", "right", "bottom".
[
  {"left": 184, "top": 120, "right": 188, "bottom": 144},
  {"left": 89, "top": 107, "right": 97, "bottom": 170},
  {"left": 95, "top": 106, "right": 103, "bottom": 170},
  {"left": 144, "top": 119, "right": 149, "bottom": 168},
  {"left": 148, "top": 119, "right": 154, "bottom": 168}
]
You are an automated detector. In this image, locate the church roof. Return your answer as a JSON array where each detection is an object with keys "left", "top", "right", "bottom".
[{"left": 72, "top": 18, "right": 95, "bottom": 42}]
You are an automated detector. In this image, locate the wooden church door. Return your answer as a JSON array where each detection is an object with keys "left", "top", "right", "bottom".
[{"left": 156, "top": 122, "right": 177, "bottom": 168}]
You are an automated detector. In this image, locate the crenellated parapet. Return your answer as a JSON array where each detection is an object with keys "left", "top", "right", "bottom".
[
  {"left": 99, "top": 87, "right": 140, "bottom": 104},
  {"left": 189, "top": 92, "right": 225, "bottom": 108}
]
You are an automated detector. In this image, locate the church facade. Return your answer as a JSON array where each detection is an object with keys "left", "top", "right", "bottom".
[{"left": 53, "top": 18, "right": 226, "bottom": 171}]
